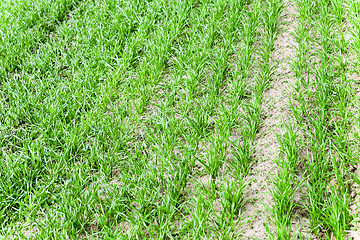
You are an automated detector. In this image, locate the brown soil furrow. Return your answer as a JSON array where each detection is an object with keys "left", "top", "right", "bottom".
[{"left": 241, "top": 1, "right": 299, "bottom": 238}]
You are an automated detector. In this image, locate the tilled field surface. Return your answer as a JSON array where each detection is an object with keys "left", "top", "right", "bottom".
[{"left": 0, "top": 0, "right": 360, "bottom": 239}]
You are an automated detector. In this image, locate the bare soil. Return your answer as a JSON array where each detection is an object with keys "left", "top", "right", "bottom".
[{"left": 241, "top": 1, "right": 303, "bottom": 238}]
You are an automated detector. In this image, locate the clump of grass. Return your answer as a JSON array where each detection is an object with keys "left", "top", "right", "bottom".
[{"left": 268, "top": 125, "right": 302, "bottom": 240}]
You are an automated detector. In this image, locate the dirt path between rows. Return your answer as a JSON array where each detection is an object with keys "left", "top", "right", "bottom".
[{"left": 241, "top": 0, "right": 299, "bottom": 238}]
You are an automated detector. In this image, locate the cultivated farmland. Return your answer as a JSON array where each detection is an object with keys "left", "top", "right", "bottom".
[{"left": 0, "top": 0, "right": 360, "bottom": 239}]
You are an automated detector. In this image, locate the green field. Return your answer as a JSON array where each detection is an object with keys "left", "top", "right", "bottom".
[{"left": 1, "top": 0, "right": 360, "bottom": 239}]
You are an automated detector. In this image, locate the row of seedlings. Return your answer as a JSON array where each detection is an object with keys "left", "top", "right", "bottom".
[{"left": 281, "top": 0, "right": 355, "bottom": 238}]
